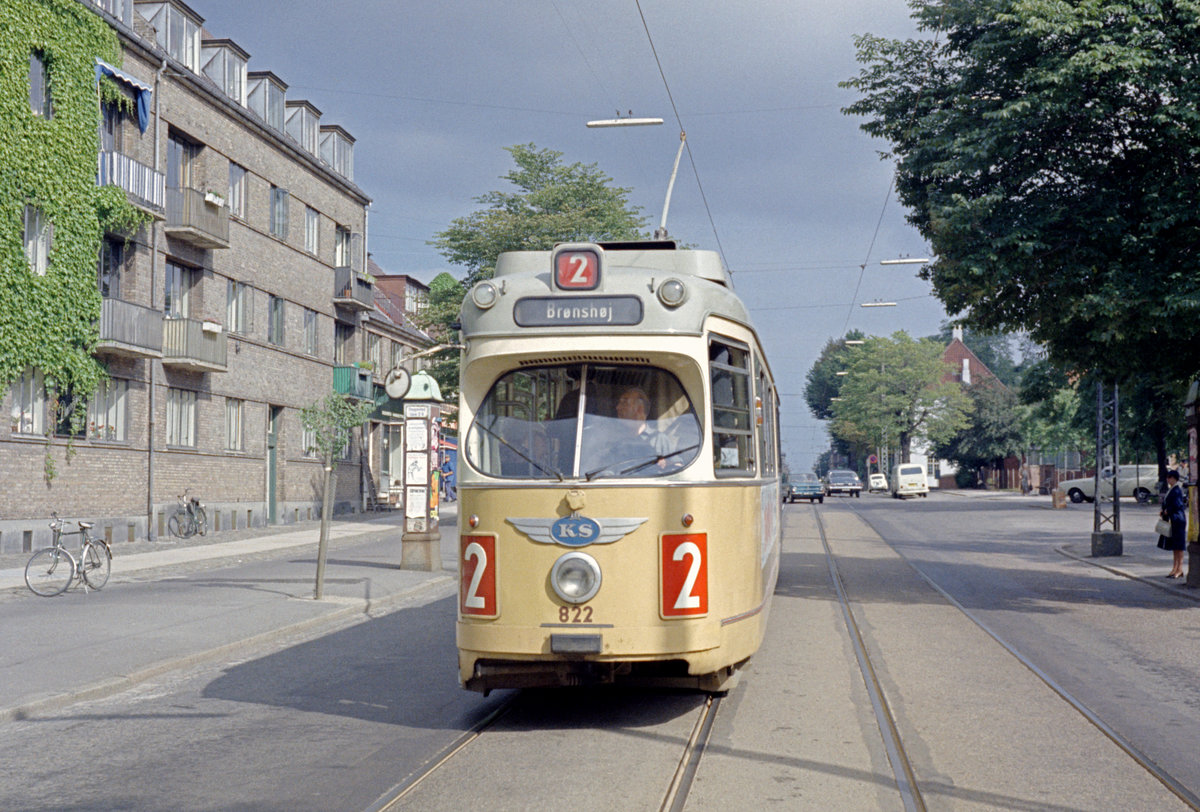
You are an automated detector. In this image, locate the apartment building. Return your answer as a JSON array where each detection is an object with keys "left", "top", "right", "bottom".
[{"left": 1, "top": 0, "right": 383, "bottom": 551}]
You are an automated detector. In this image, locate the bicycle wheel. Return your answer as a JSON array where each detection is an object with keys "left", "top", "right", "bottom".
[
  {"left": 195, "top": 506, "right": 207, "bottom": 536},
  {"left": 25, "top": 548, "right": 76, "bottom": 597},
  {"left": 167, "top": 510, "right": 189, "bottom": 539},
  {"left": 81, "top": 541, "right": 111, "bottom": 589}
]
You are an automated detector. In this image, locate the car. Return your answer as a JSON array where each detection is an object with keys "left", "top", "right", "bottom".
[
  {"left": 785, "top": 472, "right": 824, "bottom": 503},
  {"left": 868, "top": 472, "right": 888, "bottom": 492},
  {"left": 1058, "top": 465, "right": 1160, "bottom": 504},
  {"left": 891, "top": 463, "right": 929, "bottom": 498},
  {"left": 823, "top": 469, "right": 862, "bottom": 497}
]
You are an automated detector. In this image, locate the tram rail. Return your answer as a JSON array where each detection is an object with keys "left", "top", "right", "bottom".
[{"left": 831, "top": 499, "right": 1200, "bottom": 811}]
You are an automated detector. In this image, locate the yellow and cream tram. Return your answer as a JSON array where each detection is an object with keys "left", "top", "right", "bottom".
[{"left": 456, "top": 241, "right": 780, "bottom": 693}]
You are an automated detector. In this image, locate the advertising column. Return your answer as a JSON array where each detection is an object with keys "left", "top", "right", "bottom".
[{"left": 401, "top": 401, "right": 441, "bottom": 570}]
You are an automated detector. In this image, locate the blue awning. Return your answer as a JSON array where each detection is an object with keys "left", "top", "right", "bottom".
[{"left": 95, "top": 59, "right": 152, "bottom": 133}]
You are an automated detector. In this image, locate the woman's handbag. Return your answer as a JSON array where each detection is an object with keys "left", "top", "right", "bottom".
[{"left": 1155, "top": 518, "right": 1172, "bottom": 537}]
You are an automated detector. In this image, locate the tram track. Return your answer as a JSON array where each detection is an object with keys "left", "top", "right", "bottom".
[
  {"left": 829, "top": 500, "right": 1200, "bottom": 811},
  {"left": 370, "top": 688, "right": 721, "bottom": 812}
]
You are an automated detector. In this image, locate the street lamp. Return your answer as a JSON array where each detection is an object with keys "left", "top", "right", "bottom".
[
  {"left": 860, "top": 300, "right": 897, "bottom": 308},
  {"left": 586, "top": 116, "right": 685, "bottom": 240},
  {"left": 880, "top": 257, "right": 930, "bottom": 265}
]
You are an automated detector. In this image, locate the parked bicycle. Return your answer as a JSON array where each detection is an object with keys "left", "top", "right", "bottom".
[
  {"left": 24, "top": 513, "right": 112, "bottom": 597},
  {"left": 167, "top": 489, "right": 207, "bottom": 539}
]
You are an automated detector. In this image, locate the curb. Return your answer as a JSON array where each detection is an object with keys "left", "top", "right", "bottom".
[
  {"left": 1055, "top": 545, "right": 1200, "bottom": 603},
  {"left": 1, "top": 572, "right": 455, "bottom": 723}
]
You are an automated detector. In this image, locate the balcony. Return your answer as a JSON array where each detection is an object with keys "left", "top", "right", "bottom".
[
  {"left": 333, "top": 366, "right": 373, "bottom": 400},
  {"left": 165, "top": 186, "right": 230, "bottom": 249},
  {"left": 95, "top": 297, "right": 163, "bottom": 359},
  {"left": 162, "top": 317, "right": 227, "bottom": 372},
  {"left": 333, "top": 266, "right": 373, "bottom": 311},
  {"left": 98, "top": 151, "right": 166, "bottom": 217}
]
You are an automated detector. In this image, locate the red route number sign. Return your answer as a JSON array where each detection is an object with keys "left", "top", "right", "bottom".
[
  {"left": 460, "top": 534, "right": 497, "bottom": 616},
  {"left": 554, "top": 249, "right": 600, "bottom": 290},
  {"left": 661, "top": 533, "right": 708, "bottom": 617}
]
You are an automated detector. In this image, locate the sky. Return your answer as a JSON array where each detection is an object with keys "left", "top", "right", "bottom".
[{"left": 189, "top": 0, "right": 947, "bottom": 473}]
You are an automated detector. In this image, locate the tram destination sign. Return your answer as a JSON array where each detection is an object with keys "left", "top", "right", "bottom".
[{"left": 514, "top": 296, "right": 643, "bottom": 327}]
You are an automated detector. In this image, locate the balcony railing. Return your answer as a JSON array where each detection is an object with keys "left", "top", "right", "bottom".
[
  {"left": 162, "top": 317, "right": 227, "bottom": 372},
  {"left": 165, "top": 186, "right": 230, "bottom": 249},
  {"left": 95, "top": 297, "right": 163, "bottom": 358},
  {"left": 333, "top": 366, "right": 374, "bottom": 400},
  {"left": 98, "top": 151, "right": 165, "bottom": 215},
  {"left": 333, "top": 266, "right": 373, "bottom": 311}
]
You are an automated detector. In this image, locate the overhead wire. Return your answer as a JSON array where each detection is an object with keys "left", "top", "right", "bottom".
[{"left": 632, "top": 0, "right": 729, "bottom": 269}]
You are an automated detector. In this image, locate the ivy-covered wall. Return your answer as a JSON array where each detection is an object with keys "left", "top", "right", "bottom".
[{"left": 0, "top": 0, "right": 125, "bottom": 396}]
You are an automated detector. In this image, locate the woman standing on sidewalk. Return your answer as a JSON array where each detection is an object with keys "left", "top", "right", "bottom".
[{"left": 1158, "top": 470, "right": 1188, "bottom": 578}]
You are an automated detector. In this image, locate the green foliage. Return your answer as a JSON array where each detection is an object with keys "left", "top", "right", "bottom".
[
  {"left": 0, "top": 0, "right": 124, "bottom": 400},
  {"left": 432, "top": 143, "right": 649, "bottom": 288},
  {"left": 301, "top": 393, "right": 372, "bottom": 465},
  {"left": 934, "top": 382, "right": 1025, "bottom": 479},
  {"left": 802, "top": 330, "right": 866, "bottom": 420},
  {"left": 412, "top": 271, "right": 466, "bottom": 401},
  {"left": 843, "top": 0, "right": 1200, "bottom": 385},
  {"left": 830, "top": 331, "right": 973, "bottom": 462}
]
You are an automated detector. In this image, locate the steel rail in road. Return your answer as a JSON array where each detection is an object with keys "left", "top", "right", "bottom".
[
  {"left": 845, "top": 501, "right": 1200, "bottom": 811},
  {"left": 812, "top": 507, "right": 926, "bottom": 812},
  {"left": 369, "top": 687, "right": 722, "bottom": 811}
]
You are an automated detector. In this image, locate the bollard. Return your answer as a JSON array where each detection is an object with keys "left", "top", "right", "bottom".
[{"left": 1052, "top": 489, "right": 1067, "bottom": 509}]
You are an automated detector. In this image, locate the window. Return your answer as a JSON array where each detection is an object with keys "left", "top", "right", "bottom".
[
  {"left": 267, "top": 295, "right": 285, "bottom": 345},
  {"left": 305, "top": 206, "right": 319, "bottom": 255},
  {"left": 334, "top": 322, "right": 354, "bottom": 364},
  {"left": 29, "top": 51, "right": 51, "bottom": 118},
  {"left": 227, "top": 280, "right": 251, "bottom": 333},
  {"left": 166, "top": 388, "right": 196, "bottom": 447},
  {"left": 202, "top": 41, "right": 247, "bottom": 104},
  {"left": 304, "top": 308, "right": 319, "bottom": 355},
  {"left": 10, "top": 369, "right": 45, "bottom": 435},
  {"left": 466, "top": 364, "right": 701, "bottom": 480},
  {"left": 302, "top": 424, "right": 317, "bottom": 457},
  {"left": 247, "top": 72, "right": 286, "bottom": 131},
  {"left": 228, "top": 162, "right": 247, "bottom": 219},
  {"left": 285, "top": 102, "right": 319, "bottom": 153},
  {"left": 100, "top": 100, "right": 124, "bottom": 152},
  {"left": 319, "top": 126, "right": 354, "bottom": 180},
  {"left": 98, "top": 237, "right": 123, "bottom": 298},
  {"left": 164, "top": 261, "right": 193, "bottom": 318},
  {"left": 141, "top": 2, "right": 201, "bottom": 71},
  {"left": 710, "top": 338, "right": 754, "bottom": 476},
  {"left": 334, "top": 226, "right": 351, "bottom": 267},
  {"left": 368, "top": 334, "right": 382, "bottom": 370},
  {"left": 23, "top": 206, "right": 51, "bottom": 276},
  {"left": 927, "top": 457, "right": 937, "bottom": 478},
  {"left": 270, "top": 186, "right": 288, "bottom": 239},
  {"left": 225, "top": 398, "right": 244, "bottom": 450},
  {"left": 757, "top": 368, "right": 777, "bottom": 475},
  {"left": 88, "top": 378, "right": 128, "bottom": 441}
]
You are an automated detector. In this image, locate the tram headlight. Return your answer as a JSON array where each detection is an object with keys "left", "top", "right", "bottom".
[
  {"left": 657, "top": 278, "right": 687, "bottom": 308},
  {"left": 550, "top": 552, "right": 602, "bottom": 604},
  {"left": 471, "top": 281, "right": 499, "bottom": 310}
]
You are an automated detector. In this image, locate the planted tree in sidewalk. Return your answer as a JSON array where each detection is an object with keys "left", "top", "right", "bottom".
[{"left": 301, "top": 393, "right": 372, "bottom": 600}]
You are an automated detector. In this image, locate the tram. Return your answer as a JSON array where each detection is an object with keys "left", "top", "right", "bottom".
[{"left": 455, "top": 240, "right": 780, "bottom": 693}]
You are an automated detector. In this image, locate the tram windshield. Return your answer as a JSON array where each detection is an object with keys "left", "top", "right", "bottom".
[{"left": 466, "top": 364, "right": 702, "bottom": 480}]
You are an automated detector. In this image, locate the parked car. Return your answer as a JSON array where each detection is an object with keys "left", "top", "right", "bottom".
[
  {"left": 1058, "top": 465, "right": 1160, "bottom": 504},
  {"left": 823, "top": 469, "right": 862, "bottom": 497},
  {"left": 891, "top": 463, "right": 929, "bottom": 498},
  {"left": 868, "top": 472, "right": 888, "bottom": 492},
  {"left": 785, "top": 472, "right": 824, "bottom": 503}
]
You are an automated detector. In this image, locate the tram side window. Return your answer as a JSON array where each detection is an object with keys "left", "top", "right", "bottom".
[
  {"left": 466, "top": 367, "right": 577, "bottom": 479},
  {"left": 757, "top": 364, "right": 777, "bottom": 476},
  {"left": 710, "top": 338, "right": 754, "bottom": 477}
]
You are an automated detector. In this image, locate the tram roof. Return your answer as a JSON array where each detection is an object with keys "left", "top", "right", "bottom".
[{"left": 494, "top": 241, "right": 733, "bottom": 287}]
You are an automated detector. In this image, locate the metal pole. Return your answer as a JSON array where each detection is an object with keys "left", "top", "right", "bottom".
[{"left": 653, "top": 131, "right": 687, "bottom": 240}]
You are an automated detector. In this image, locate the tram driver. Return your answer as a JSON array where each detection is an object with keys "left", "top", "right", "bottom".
[{"left": 589, "top": 386, "right": 675, "bottom": 475}]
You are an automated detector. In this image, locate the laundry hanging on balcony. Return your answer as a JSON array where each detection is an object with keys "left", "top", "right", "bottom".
[{"left": 95, "top": 59, "right": 152, "bottom": 133}]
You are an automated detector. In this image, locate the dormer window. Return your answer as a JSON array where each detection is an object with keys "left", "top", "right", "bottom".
[
  {"left": 319, "top": 125, "right": 355, "bottom": 181},
  {"left": 285, "top": 101, "right": 320, "bottom": 153},
  {"left": 202, "top": 39, "right": 249, "bottom": 105},
  {"left": 137, "top": 1, "right": 203, "bottom": 71},
  {"left": 248, "top": 71, "right": 286, "bottom": 131}
]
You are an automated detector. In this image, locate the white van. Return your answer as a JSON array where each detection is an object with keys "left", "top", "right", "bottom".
[{"left": 891, "top": 463, "right": 929, "bottom": 498}]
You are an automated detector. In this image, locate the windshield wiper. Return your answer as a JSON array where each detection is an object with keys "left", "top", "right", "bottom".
[
  {"left": 585, "top": 443, "right": 701, "bottom": 481},
  {"left": 473, "top": 420, "right": 564, "bottom": 481}
]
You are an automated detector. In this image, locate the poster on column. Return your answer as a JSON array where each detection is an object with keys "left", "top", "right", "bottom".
[
  {"left": 406, "top": 486, "right": 427, "bottom": 519},
  {"left": 406, "top": 420, "right": 427, "bottom": 451},
  {"left": 406, "top": 452, "right": 427, "bottom": 486}
]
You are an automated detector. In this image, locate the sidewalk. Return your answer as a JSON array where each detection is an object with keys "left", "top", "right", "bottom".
[{"left": 1, "top": 505, "right": 458, "bottom": 721}]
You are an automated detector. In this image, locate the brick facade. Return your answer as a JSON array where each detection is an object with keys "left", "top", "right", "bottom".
[{"left": 0, "top": 0, "right": 377, "bottom": 552}]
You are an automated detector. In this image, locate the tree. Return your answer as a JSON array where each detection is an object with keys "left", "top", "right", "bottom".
[
  {"left": 831, "top": 331, "right": 972, "bottom": 463},
  {"left": 301, "top": 393, "right": 372, "bottom": 600},
  {"left": 935, "top": 382, "right": 1024, "bottom": 487},
  {"left": 843, "top": 1, "right": 1200, "bottom": 386},
  {"left": 803, "top": 330, "right": 866, "bottom": 420},
  {"left": 427, "top": 143, "right": 650, "bottom": 390},
  {"left": 413, "top": 271, "right": 466, "bottom": 401}
]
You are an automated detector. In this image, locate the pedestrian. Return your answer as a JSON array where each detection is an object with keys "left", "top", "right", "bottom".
[
  {"left": 441, "top": 455, "right": 456, "bottom": 502},
  {"left": 1158, "top": 469, "right": 1188, "bottom": 579}
]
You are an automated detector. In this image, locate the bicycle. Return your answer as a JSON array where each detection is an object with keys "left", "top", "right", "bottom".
[
  {"left": 167, "top": 489, "right": 207, "bottom": 539},
  {"left": 24, "top": 513, "right": 112, "bottom": 597}
]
